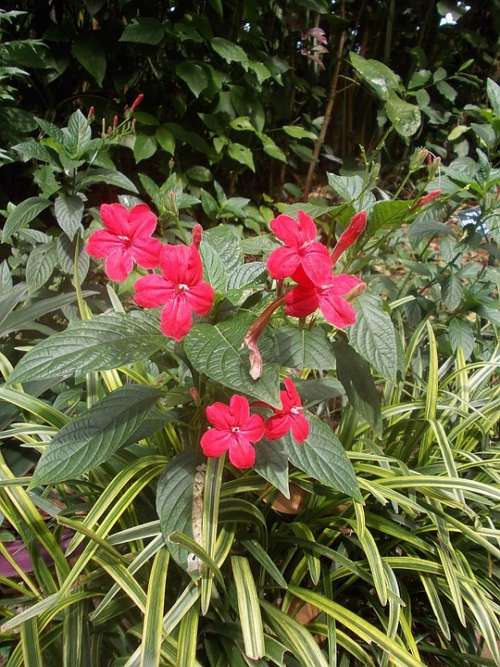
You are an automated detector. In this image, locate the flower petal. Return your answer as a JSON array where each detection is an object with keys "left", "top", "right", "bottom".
[
  {"left": 229, "top": 395, "right": 250, "bottom": 425},
  {"left": 104, "top": 248, "right": 133, "bottom": 282},
  {"left": 240, "top": 413, "right": 265, "bottom": 443},
  {"left": 200, "top": 428, "right": 232, "bottom": 458},
  {"left": 229, "top": 437, "right": 256, "bottom": 469},
  {"left": 86, "top": 229, "right": 123, "bottom": 258},
  {"left": 128, "top": 204, "right": 157, "bottom": 239},
  {"left": 290, "top": 413, "right": 309, "bottom": 443},
  {"left": 131, "top": 237, "right": 162, "bottom": 269},
  {"left": 297, "top": 210, "right": 317, "bottom": 242},
  {"left": 284, "top": 284, "right": 319, "bottom": 318},
  {"left": 267, "top": 246, "right": 300, "bottom": 280},
  {"left": 186, "top": 281, "right": 214, "bottom": 315},
  {"left": 301, "top": 242, "right": 332, "bottom": 285},
  {"left": 270, "top": 214, "right": 302, "bottom": 247},
  {"left": 265, "top": 414, "right": 291, "bottom": 440},
  {"left": 134, "top": 274, "right": 175, "bottom": 308},
  {"left": 283, "top": 377, "right": 301, "bottom": 407},
  {"left": 206, "top": 402, "right": 234, "bottom": 429},
  {"left": 160, "top": 296, "right": 193, "bottom": 340},
  {"left": 318, "top": 291, "right": 357, "bottom": 328},
  {"left": 99, "top": 203, "right": 130, "bottom": 235},
  {"left": 326, "top": 274, "right": 364, "bottom": 297},
  {"left": 160, "top": 244, "right": 203, "bottom": 286}
]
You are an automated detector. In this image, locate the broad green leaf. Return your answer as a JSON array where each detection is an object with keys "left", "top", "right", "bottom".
[
  {"left": 326, "top": 173, "right": 375, "bottom": 210},
  {"left": 71, "top": 35, "right": 106, "bottom": 86},
  {"left": 227, "top": 142, "right": 255, "bottom": 171},
  {"left": 35, "top": 117, "right": 65, "bottom": 144},
  {"left": 227, "top": 262, "right": 265, "bottom": 291},
  {"left": 260, "top": 134, "right": 286, "bottom": 162},
  {"left": 333, "top": 339, "right": 382, "bottom": 432},
  {"left": 436, "top": 79, "right": 457, "bottom": 103},
  {"left": 156, "top": 450, "right": 199, "bottom": 571},
  {"left": 200, "top": 224, "right": 243, "bottom": 293},
  {"left": 32, "top": 385, "right": 161, "bottom": 485},
  {"left": 248, "top": 60, "right": 271, "bottom": 84},
  {"left": 448, "top": 318, "right": 475, "bottom": 359},
  {"left": 282, "top": 125, "right": 317, "bottom": 140},
  {"left": 408, "top": 208, "right": 452, "bottom": 246},
  {"left": 78, "top": 167, "right": 139, "bottom": 193},
  {"left": 441, "top": 274, "right": 463, "bottom": 311},
  {"left": 231, "top": 556, "right": 265, "bottom": 659},
  {"left": 295, "top": 377, "right": 344, "bottom": 404},
  {"left": 12, "top": 140, "right": 53, "bottom": 163},
  {"left": 134, "top": 134, "right": 157, "bottom": 163},
  {"left": 385, "top": 93, "right": 421, "bottom": 137},
  {"left": 9, "top": 313, "right": 166, "bottom": 383},
  {"left": 486, "top": 77, "right": 500, "bottom": 115},
  {"left": 26, "top": 243, "right": 57, "bottom": 292},
  {"left": 54, "top": 193, "right": 84, "bottom": 240},
  {"left": 286, "top": 416, "right": 361, "bottom": 500},
  {"left": 350, "top": 294, "right": 398, "bottom": 380},
  {"left": 119, "top": 18, "right": 165, "bottom": 45},
  {"left": 64, "top": 110, "right": 92, "bottom": 157},
  {"left": 2, "top": 197, "right": 51, "bottom": 241},
  {"left": 350, "top": 52, "right": 400, "bottom": 100},
  {"left": 254, "top": 438, "right": 290, "bottom": 498},
  {"left": 57, "top": 234, "right": 90, "bottom": 283},
  {"left": 448, "top": 125, "right": 470, "bottom": 141},
  {"left": 408, "top": 69, "right": 431, "bottom": 89},
  {"left": 184, "top": 315, "right": 281, "bottom": 407},
  {"left": 230, "top": 116, "right": 255, "bottom": 132},
  {"left": 273, "top": 325, "right": 336, "bottom": 370},
  {"left": 211, "top": 37, "right": 249, "bottom": 69},
  {"left": 370, "top": 200, "right": 412, "bottom": 231},
  {"left": 156, "top": 126, "right": 176, "bottom": 154},
  {"left": 0, "top": 260, "right": 12, "bottom": 291},
  {"left": 176, "top": 62, "right": 209, "bottom": 98}
]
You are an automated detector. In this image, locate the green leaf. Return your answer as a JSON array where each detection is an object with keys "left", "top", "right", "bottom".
[
  {"left": 486, "top": 77, "right": 500, "bottom": 115},
  {"left": 227, "top": 142, "right": 255, "bottom": 171},
  {"left": 156, "top": 126, "right": 176, "bottom": 154},
  {"left": 211, "top": 37, "right": 249, "bottom": 69},
  {"left": 248, "top": 60, "right": 271, "bottom": 84},
  {"left": 408, "top": 209, "right": 452, "bottom": 246},
  {"left": 71, "top": 35, "right": 106, "bottom": 86},
  {"left": 448, "top": 125, "right": 470, "bottom": 141},
  {"left": 349, "top": 294, "right": 398, "bottom": 380},
  {"left": 2, "top": 197, "right": 51, "bottom": 241},
  {"left": 370, "top": 200, "right": 412, "bottom": 231},
  {"left": 9, "top": 313, "right": 166, "bottom": 383},
  {"left": 259, "top": 134, "right": 286, "bottom": 162},
  {"left": 156, "top": 451, "right": 198, "bottom": 571},
  {"left": 326, "top": 173, "right": 375, "bottom": 210},
  {"left": 26, "top": 243, "right": 57, "bottom": 292},
  {"left": 333, "top": 340, "right": 382, "bottom": 432},
  {"left": 448, "top": 318, "right": 475, "bottom": 359},
  {"left": 119, "top": 18, "right": 165, "bottom": 45},
  {"left": 350, "top": 52, "right": 400, "bottom": 100},
  {"left": 134, "top": 134, "right": 157, "bottom": 163},
  {"left": 57, "top": 234, "right": 90, "bottom": 282},
  {"left": 200, "top": 224, "right": 242, "bottom": 292},
  {"left": 273, "top": 325, "right": 336, "bottom": 370},
  {"left": 13, "top": 140, "right": 54, "bottom": 163},
  {"left": 436, "top": 79, "right": 457, "bottom": 103},
  {"left": 32, "top": 385, "right": 161, "bottom": 485},
  {"left": 0, "top": 260, "right": 12, "bottom": 291},
  {"left": 78, "top": 168, "right": 139, "bottom": 193},
  {"left": 286, "top": 416, "right": 361, "bottom": 500},
  {"left": 385, "top": 93, "right": 421, "bottom": 137},
  {"left": 227, "top": 262, "right": 265, "bottom": 291},
  {"left": 139, "top": 548, "right": 170, "bottom": 667},
  {"left": 230, "top": 116, "right": 255, "bottom": 132},
  {"left": 65, "top": 110, "right": 92, "bottom": 157},
  {"left": 408, "top": 69, "right": 431, "bottom": 89},
  {"left": 184, "top": 315, "right": 281, "bottom": 407},
  {"left": 254, "top": 438, "right": 290, "bottom": 498},
  {"left": 54, "top": 193, "right": 84, "bottom": 240},
  {"left": 282, "top": 125, "right": 317, "bottom": 140},
  {"left": 176, "top": 62, "right": 209, "bottom": 98},
  {"left": 441, "top": 274, "right": 463, "bottom": 311},
  {"left": 231, "top": 556, "right": 265, "bottom": 659}
]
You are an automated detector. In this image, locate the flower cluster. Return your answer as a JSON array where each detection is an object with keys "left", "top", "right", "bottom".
[
  {"left": 267, "top": 209, "right": 367, "bottom": 329},
  {"left": 86, "top": 203, "right": 214, "bottom": 341},
  {"left": 201, "top": 377, "right": 308, "bottom": 469}
]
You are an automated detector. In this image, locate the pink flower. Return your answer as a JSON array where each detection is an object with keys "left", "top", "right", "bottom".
[
  {"left": 285, "top": 267, "right": 365, "bottom": 329},
  {"left": 267, "top": 210, "right": 332, "bottom": 285},
  {"left": 331, "top": 211, "right": 367, "bottom": 266},
  {"left": 134, "top": 244, "right": 214, "bottom": 341},
  {"left": 266, "top": 378, "right": 309, "bottom": 444},
  {"left": 200, "top": 395, "right": 265, "bottom": 469},
  {"left": 86, "top": 203, "right": 162, "bottom": 282},
  {"left": 415, "top": 189, "right": 442, "bottom": 208}
]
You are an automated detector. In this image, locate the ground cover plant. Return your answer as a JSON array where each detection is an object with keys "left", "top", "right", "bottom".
[{"left": 0, "top": 2, "right": 499, "bottom": 666}]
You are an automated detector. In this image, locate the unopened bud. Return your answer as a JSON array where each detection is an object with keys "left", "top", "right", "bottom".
[
  {"left": 331, "top": 210, "right": 367, "bottom": 266},
  {"left": 191, "top": 224, "right": 203, "bottom": 250},
  {"left": 87, "top": 106, "right": 95, "bottom": 121},
  {"left": 130, "top": 93, "right": 144, "bottom": 113}
]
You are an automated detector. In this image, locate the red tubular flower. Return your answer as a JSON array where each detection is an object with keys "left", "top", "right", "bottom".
[
  {"left": 285, "top": 267, "right": 365, "bottom": 329},
  {"left": 200, "top": 395, "right": 265, "bottom": 469},
  {"left": 129, "top": 93, "right": 144, "bottom": 113},
  {"left": 266, "top": 378, "right": 309, "bottom": 444},
  {"left": 134, "top": 244, "right": 214, "bottom": 341},
  {"left": 331, "top": 210, "right": 367, "bottom": 267},
  {"left": 415, "top": 189, "right": 442, "bottom": 208},
  {"left": 267, "top": 210, "right": 332, "bottom": 285},
  {"left": 86, "top": 203, "right": 162, "bottom": 282}
]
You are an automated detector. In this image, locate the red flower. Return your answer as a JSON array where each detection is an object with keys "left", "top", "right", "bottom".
[
  {"left": 331, "top": 210, "right": 367, "bottom": 266},
  {"left": 267, "top": 210, "right": 332, "bottom": 285},
  {"left": 415, "top": 189, "right": 442, "bottom": 208},
  {"left": 285, "top": 267, "right": 365, "bottom": 329},
  {"left": 134, "top": 244, "right": 214, "bottom": 341},
  {"left": 86, "top": 203, "right": 162, "bottom": 282},
  {"left": 266, "top": 378, "right": 309, "bottom": 444},
  {"left": 200, "top": 395, "right": 265, "bottom": 469}
]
